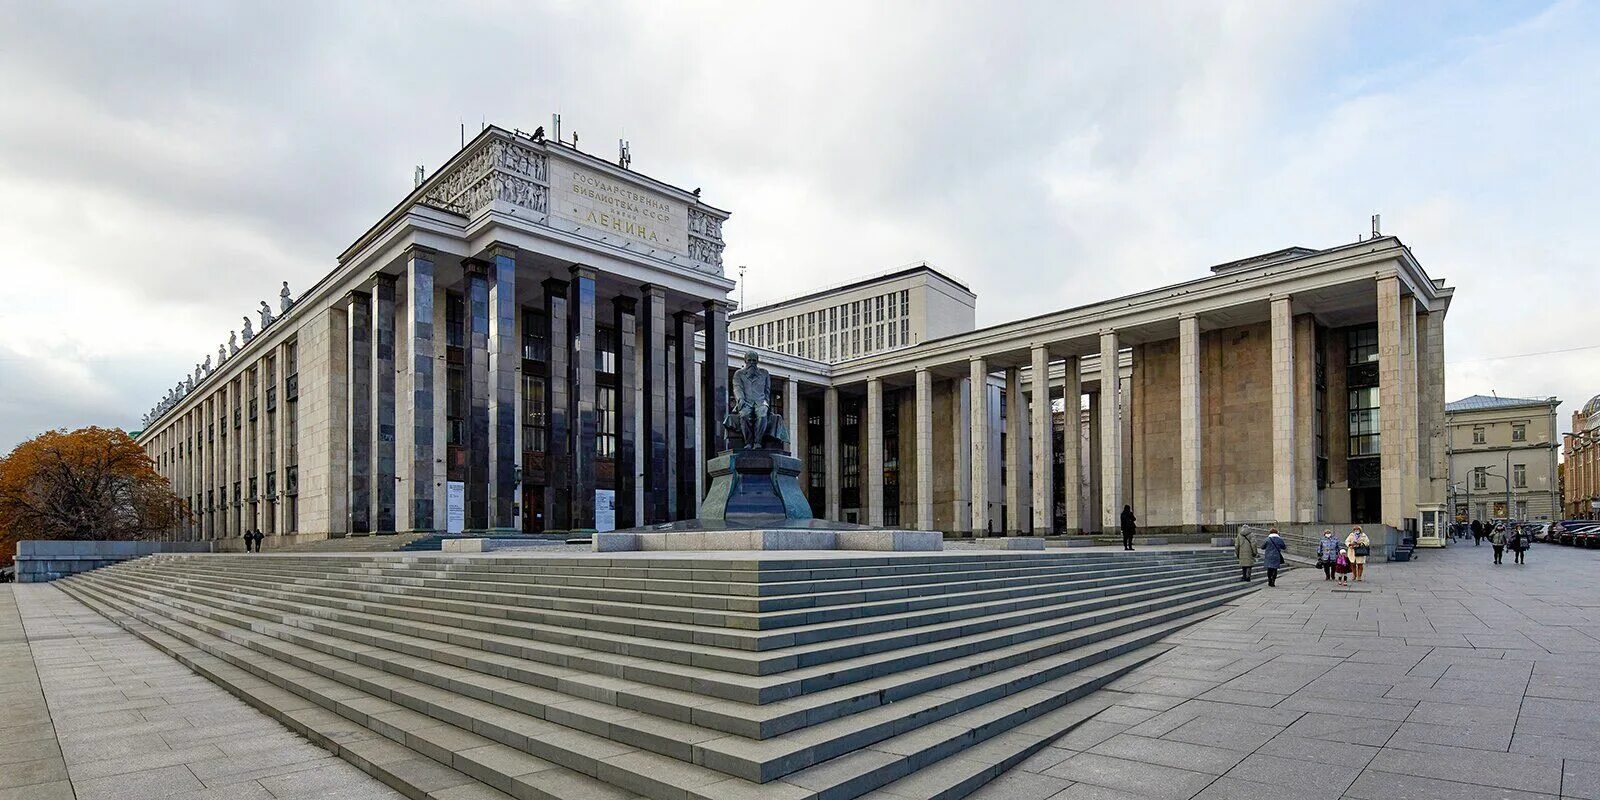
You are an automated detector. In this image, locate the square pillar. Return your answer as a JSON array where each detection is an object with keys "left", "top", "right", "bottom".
[
  {"left": 970, "top": 356, "right": 990, "bottom": 535},
  {"left": 1005, "top": 366, "right": 1028, "bottom": 533},
  {"left": 702, "top": 300, "right": 730, "bottom": 459},
  {"left": 1030, "top": 346, "right": 1054, "bottom": 535},
  {"left": 1270, "top": 297, "right": 1296, "bottom": 524},
  {"left": 915, "top": 367, "right": 935, "bottom": 531},
  {"left": 465, "top": 263, "right": 492, "bottom": 530},
  {"left": 824, "top": 386, "right": 842, "bottom": 520},
  {"left": 1400, "top": 293, "right": 1421, "bottom": 521},
  {"left": 673, "top": 311, "right": 698, "bottom": 518},
  {"left": 866, "top": 377, "right": 885, "bottom": 526},
  {"left": 372, "top": 274, "right": 398, "bottom": 533},
  {"left": 568, "top": 266, "right": 597, "bottom": 531},
  {"left": 1377, "top": 275, "right": 1407, "bottom": 529},
  {"left": 639, "top": 286, "right": 669, "bottom": 524},
  {"left": 1179, "top": 315, "right": 1203, "bottom": 531},
  {"left": 1059, "top": 356, "right": 1081, "bottom": 535},
  {"left": 346, "top": 290, "right": 372, "bottom": 533},
  {"left": 402, "top": 247, "right": 435, "bottom": 532},
  {"left": 1293, "top": 313, "right": 1317, "bottom": 523},
  {"left": 1097, "top": 331, "right": 1121, "bottom": 533},
  {"left": 487, "top": 249, "right": 519, "bottom": 531},
  {"left": 613, "top": 296, "right": 638, "bottom": 530},
  {"left": 953, "top": 377, "right": 972, "bottom": 533},
  {"left": 541, "top": 276, "right": 571, "bottom": 531},
  {"left": 784, "top": 378, "right": 800, "bottom": 457}
]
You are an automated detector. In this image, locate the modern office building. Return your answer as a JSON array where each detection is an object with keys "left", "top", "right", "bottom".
[
  {"left": 1564, "top": 394, "right": 1600, "bottom": 519},
  {"left": 137, "top": 128, "right": 1455, "bottom": 547},
  {"left": 1444, "top": 394, "right": 1562, "bottom": 521}
]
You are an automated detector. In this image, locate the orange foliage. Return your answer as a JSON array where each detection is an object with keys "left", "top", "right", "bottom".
[{"left": 0, "top": 426, "right": 189, "bottom": 567}]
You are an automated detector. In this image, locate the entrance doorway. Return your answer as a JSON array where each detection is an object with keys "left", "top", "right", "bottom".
[{"left": 522, "top": 485, "right": 545, "bottom": 533}]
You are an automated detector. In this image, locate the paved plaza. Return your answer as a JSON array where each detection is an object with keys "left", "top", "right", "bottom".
[
  {"left": 0, "top": 582, "right": 404, "bottom": 800},
  {"left": 983, "top": 540, "right": 1600, "bottom": 799},
  {"left": 6, "top": 541, "right": 1600, "bottom": 799}
]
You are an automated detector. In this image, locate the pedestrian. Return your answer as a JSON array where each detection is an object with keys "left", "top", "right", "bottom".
[
  {"left": 1235, "top": 528, "right": 1257, "bottom": 582},
  {"left": 1261, "top": 528, "right": 1287, "bottom": 587},
  {"left": 1490, "top": 523, "right": 1506, "bottom": 564},
  {"left": 1471, "top": 518, "right": 1484, "bottom": 546},
  {"left": 1344, "top": 526, "right": 1371, "bottom": 582},
  {"left": 243, "top": 528, "right": 255, "bottom": 553},
  {"left": 1334, "top": 550, "right": 1351, "bottom": 584},
  {"left": 1317, "top": 529, "right": 1340, "bottom": 581},
  {"left": 252, "top": 529, "right": 266, "bottom": 553},
  {"left": 1120, "top": 505, "right": 1137, "bottom": 551},
  {"left": 1509, "top": 525, "right": 1527, "bottom": 565}
]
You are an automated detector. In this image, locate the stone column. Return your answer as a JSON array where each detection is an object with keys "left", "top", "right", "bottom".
[
  {"left": 1005, "top": 366, "right": 1026, "bottom": 533},
  {"left": 784, "top": 377, "right": 800, "bottom": 457},
  {"left": 1419, "top": 308, "right": 1447, "bottom": 508},
  {"left": 1293, "top": 314, "right": 1317, "bottom": 522},
  {"left": 1377, "top": 275, "right": 1407, "bottom": 529},
  {"left": 1030, "top": 346, "right": 1054, "bottom": 535},
  {"left": 702, "top": 301, "right": 730, "bottom": 459},
  {"left": 1178, "top": 315, "right": 1203, "bottom": 531},
  {"left": 402, "top": 247, "right": 435, "bottom": 531},
  {"left": 346, "top": 291, "right": 372, "bottom": 534},
  {"left": 865, "top": 377, "right": 885, "bottom": 526},
  {"left": 463, "top": 263, "right": 492, "bottom": 529},
  {"left": 613, "top": 296, "right": 638, "bottom": 530},
  {"left": 953, "top": 377, "right": 972, "bottom": 533},
  {"left": 371, "top": 273, "right": 397, "bottom": 533},
  {"left": 1060, "top": 356, "right": 1081, "bottom": 535},
  {"left": 970, "top": 356, "right": 990, "bottom": 535},
  {"left": 824, "top": 386, "right": 842, "bottom": 520},
  {"left": 915, "top": 367, "right": 934, "bottom": 531},
  {"left": 1400, "top": 293, "right": 1421, "bottom": 521},
  {"left": 1097, "top": 332, "right": 1121, "bottom": 533},
  {"left": 484, "top": 250, "right": 518, "bottom": 531},
  {"left": 639, "top": 286, "right": 669, "bottom": 524},
  {"left": 568, "top": 266, "right": 597, "bottom": 531},
  {"left": 541, "top": 276, "right": 571, "bottom": 531},
  {"left": 1269, "top": 297, "right": 1295, "bottom": 524},
  {"left": 673, "top": 311, "right": 698, "bottom": 518}
]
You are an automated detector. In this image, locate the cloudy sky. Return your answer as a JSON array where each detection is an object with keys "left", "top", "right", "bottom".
[{"left": 1, "top": 0, "right": 1596, "bottom": 453}]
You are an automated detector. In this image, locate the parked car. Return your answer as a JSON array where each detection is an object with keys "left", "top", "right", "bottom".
[
  {"left": 1553, "top": 520, "right": 1600, "bottom": 547},
  {"left": 1521, "top": 522, "right": 1553, "bottom": 543}
]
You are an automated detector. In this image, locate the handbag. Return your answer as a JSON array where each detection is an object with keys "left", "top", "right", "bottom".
[{"left": 1353, "top": 544, "right": 1370, "bottom": 557}]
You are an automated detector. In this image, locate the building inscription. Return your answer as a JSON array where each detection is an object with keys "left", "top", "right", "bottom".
[{"left": 552, "top": 162, "right": 688, "bottom": 255}]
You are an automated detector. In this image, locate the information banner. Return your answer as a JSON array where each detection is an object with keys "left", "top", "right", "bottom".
[
  {"left": 595, "top": 489, "right": 616, "bottom": 533},
  {"left": 446, "top": 481, "right": 465, "bottom": 534}
]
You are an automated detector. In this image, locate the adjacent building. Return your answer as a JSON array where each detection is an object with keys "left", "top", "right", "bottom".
[
  {"left": 1444, "top": 394, "right": 1562, "bottom": 522},
  {"left": 1564, "top": 395, "right": 1600, "bottom": 519},
  {"left": 137, "top": 127, "right": 1456, "bottom": 548}
]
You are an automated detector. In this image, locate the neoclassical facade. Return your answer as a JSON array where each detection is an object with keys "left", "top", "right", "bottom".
[
  {"left": 1565, "top": 395, "right": 1600, "bottom": 520},
  {"left": 137, "top": 130, "right": 1454, "bottom": 546}
]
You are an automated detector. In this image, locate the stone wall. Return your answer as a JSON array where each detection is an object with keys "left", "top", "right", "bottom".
[{"left": 15, "top": 540, "right": 213, "bottom": 582}]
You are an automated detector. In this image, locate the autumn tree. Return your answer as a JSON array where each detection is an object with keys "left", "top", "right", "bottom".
[{"left": 0, "top": 427, "right": 188, "bottom": 566}]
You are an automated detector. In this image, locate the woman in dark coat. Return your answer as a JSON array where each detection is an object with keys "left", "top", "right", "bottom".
[
  {"left": 1261, "top": 528, "right": 1288, "bottom": 587},
  {"left": 1120, "top": 506, "right": 1137, "bottom": 551}
]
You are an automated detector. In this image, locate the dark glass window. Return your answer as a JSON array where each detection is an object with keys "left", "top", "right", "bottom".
[
  {"left": 446, "top": 292, "right": 465, "bottom": 348},
  {"left": 597, "top": 386, "right": 616, "bottom": 458},
  {"left": 1347, "top": 328, "right": 1379, "bottom": 364},
  {"left": 1348, "top": 387, "right": 1381, "bottom": 456},
  {"left": 446, "top": 363, "right": 466, "bottom": 447},
  {"left": 522, "top": 372, "right": 547, "bottom": 452}
]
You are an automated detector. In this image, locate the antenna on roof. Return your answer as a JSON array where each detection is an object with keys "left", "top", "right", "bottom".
[
  {"left": 618, "top": 138, "right": 631, "bottom": 169},
  {"left": 1371, "top": 213, "right": 1381, "bottom": 238},
  {"left": 738, "top": 265, "right": 747, "bottom": 309},
  {"left": 414, "top": 165, "right": 425, "bottom": 188},
  {"left": 551, "top": 113, "right": 561, "bottom": 143},
  {"left": 460, "top": 121, "right": 465, "bottom": 148}
]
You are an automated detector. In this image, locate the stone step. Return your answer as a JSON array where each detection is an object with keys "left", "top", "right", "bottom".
[
  {"left": 81, "top": 563, "right": 1248, "bottom": 718},
  {"left": 159, "top": 550, "right": 1234, "bottom": 596},
  {"left": 77, "top": 564, "right": 1244, "bottom": 745},
  {"left": 92, "top": 560, "right": 1246, "bottom": 680},
  {"left": 57, "top": 579, "right": 628, "bottom": 800},
  {"left": 61, "top": 573, "right": 1189, "bottom": 796},
  {"left": 141, "top": 553, "right": 1234, "bottom": 620},
  {"left": 126, "top": 557, "right": 1233, "bottom": 646}
]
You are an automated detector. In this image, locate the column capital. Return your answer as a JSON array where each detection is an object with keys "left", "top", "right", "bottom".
[
  {"left": 462, "top": 258, "right": 491, "bottom": 277},
  {"left": 485, "top": 241, "right": 518, "bottom": 260},
  {"left": 371, "top": 270, "right": 398, "bottom": 285},
  {"left": 611, "top": 295, "right": 637, "bottom": 314},
  {"left": 405, "top": 244, "right": 437, "bottom": 262},
  {"left": 673, "top": 309, "right": 699, "bottom": 325},
  {"left": 541, "top": 276, "right": 569, "bottom": 294},
  {"left": 570, "top": 264, "right": 597, "bottom": 282},
  {"left": 344, "top": 289, "right": 371, "bottom": 305},
  {"left": 704, "top": 298, "right": 736, "bottom": 314},
  {"left": 639, "top": 282, "right": 666, "bottom": 298}
]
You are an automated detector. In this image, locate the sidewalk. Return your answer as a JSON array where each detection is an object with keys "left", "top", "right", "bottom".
[
  {"left": 982, "top": 541, "right": 1600, "bottom": 799},
  {"left": 0, "top": 583, "right": 405, "bottom": 800}
]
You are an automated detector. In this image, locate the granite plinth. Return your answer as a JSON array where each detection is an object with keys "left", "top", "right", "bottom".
[
  {"left": 698, "top": 449, "right": 811, "bottom": 524},
  {"left": 594, "top": 525, "right": 943, "bottom": 552}
]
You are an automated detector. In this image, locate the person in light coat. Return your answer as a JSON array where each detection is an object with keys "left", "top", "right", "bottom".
[
  {"left": 1235, "top": 529, "right": 1257, "bottom": 583},
  {"left": 1344, "top": 527, "right": 1371, "bottom": 582},
  {"left": 1260, "top": 528, "right": 1288, "bottom": 587}
]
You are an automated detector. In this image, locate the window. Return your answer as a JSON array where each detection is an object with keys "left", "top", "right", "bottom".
[
  {"left": 901, "top": 318, "right": 909, "bottom": 344},
  {"left": 875, "top": 295, "right": 884, "bottom": 323},
  {"left": 523, "top": 309, "right": 548, "bottom": 361},
  {"left": 900, "top": 290, "right": 909, "bottom": 317},
  {"left": 522, "top": 373, "right": 546, "bottom": 452},
  {"left": 445, "top": 292, "right": 465, "bottom": 348},
  {"left": 596, "top": 326, "right": 617, "bottom": 375},
  {"left": 1512, "top": 423, "right": 1527, "bottom": 442},
  {"left": 1473, "top": 466, "right": 1488, "bottom": 491},
  {"left": 1473, "top": 426, "right": 1485, "bottom": 445},
  {"left": 1348, "top": 387, "right": 1380, "bottom": 456},
  {"left": 1347, "top": 328, "right": 1379, "bottom": 364},
  {"left": 597, "top": 386, "right": 616, "bottom": 458},
  {"left": 1513, "top": 463, "right": 1527, "bottom": 489},
  {"left": 447, "top": 363, "right": 466, "bottom": 446}
]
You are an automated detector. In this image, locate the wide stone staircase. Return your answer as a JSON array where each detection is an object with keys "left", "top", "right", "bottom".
[{"left": 57, "top": 548, "right": 1252, "bottom": 800}]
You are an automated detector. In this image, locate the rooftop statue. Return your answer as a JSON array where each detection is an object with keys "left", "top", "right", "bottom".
[
  {"left": 280, "top": 281, "right": 294, "bottom": 313},
  {"left": 202, "top": 355, "right": 212, "bottom": 374},
  {"left": 242, "top": 317, "right": 254, "bottom": 342},
  {"left": 723, "top": 351, "right": 788, "bottom": 450},
  {"left": 259, "top": 301, "right": 274, "bottom": 329},
  {"left": 228, "top": 331, "right": 239, "bottom": 354}
]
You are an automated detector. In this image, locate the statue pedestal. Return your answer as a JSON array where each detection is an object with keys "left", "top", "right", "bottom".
[{"left": 698, "top": 449, "right": 811, "bottom": 524}]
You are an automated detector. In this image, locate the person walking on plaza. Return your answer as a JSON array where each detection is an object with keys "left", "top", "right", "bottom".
[
  {"left": 1471, "top": 518, "right": 1484, "bottom": 546},
  {"left": 1490, "top": 523, "right": 1506, "bottom": 565},
  {"left": 1120, "top": 505, "right": 1137, "bottom": 551},
  {"left": 1235, "top": 528, "right": 1257, "bottom": 582},
  {"left": 1317, "top": 530, "right": 1340, "bottom": 581},
  {"left": 251, "top": 529, "right": 265, "bottom": 553},
  {"left": 242, "top": 528, "right": 255, "bottom": 553},
  {"left": 1509, "top": 525, "right": 1528, "bottom": 565},
  {"left": 1344, "top": 526, "right": 1371, "bottom": 582},
  {"left": 1261, "top": 528, "right": 1287, "bottom": 587}
]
